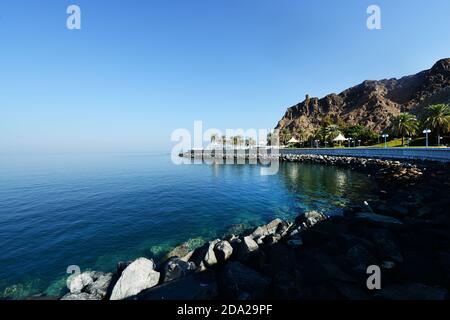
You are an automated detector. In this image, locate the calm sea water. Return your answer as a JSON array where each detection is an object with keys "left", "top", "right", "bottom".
[{"left": 0, "top": 153, "right": 376, "bottom": 299}]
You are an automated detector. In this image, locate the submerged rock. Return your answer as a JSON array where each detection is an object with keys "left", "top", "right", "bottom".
[{"left": 110, "top": 258, "right": 160, "bottom": 300}]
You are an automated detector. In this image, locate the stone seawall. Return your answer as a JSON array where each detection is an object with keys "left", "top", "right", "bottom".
[{"left": 280, "top": 148, "right": 450, "bottom": 162}]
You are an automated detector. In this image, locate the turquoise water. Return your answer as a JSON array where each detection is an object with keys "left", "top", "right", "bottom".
[{"left": 0, "top": 153, "right": 376, "bottom": 299}]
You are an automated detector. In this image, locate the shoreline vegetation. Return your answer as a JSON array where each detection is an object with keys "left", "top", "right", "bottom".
[{"left": 16, "top": 154, "right": 449, "bottom": 300}]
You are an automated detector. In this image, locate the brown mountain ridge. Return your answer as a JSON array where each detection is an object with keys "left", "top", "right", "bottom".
[{"left": 276, "top": 58, "right": 450, "bottom": 136}]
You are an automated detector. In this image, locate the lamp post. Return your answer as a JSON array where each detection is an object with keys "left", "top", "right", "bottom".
[
  {"left": 407, "top": 137, "right": 412, "bottom": 147},
  {"left": 358, "top": 140, "right": 361, "bottom": 147},
  {"left": 423, "top": 129, "right": 431, "bottom": 147},
  {"left": 315, "top": 140, "right": 320, "bottom": 148},
  {"left": 381, "top": 134, "right": 389, "bottom": 148},
  {"left": 438, "top": 136, "right": 442, "bottom": 147},
  {"left": 348, "top": 138, "right": 352, "bottom": 148}
]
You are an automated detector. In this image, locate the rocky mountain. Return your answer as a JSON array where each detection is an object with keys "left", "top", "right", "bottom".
[{"left": 276, "top": 58, "right": 450, "bottom": 136}]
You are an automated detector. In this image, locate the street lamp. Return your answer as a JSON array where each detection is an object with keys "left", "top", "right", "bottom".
[
  {"left": 315, "top": 140, "right": 320, "bottom": 148},
  {"left": 381, "top": 134, "right": 389, "bottom": 148},
  {"left": 438, "top": 136, "right": 443, "bottom": 147},
  {"left": 407, "top": 137, "right": 412, "bottom": 147},
  {"left": 348, "top": 138, "right": 352, "bottom": 148},
  {"left": 423, "top": 129, "right": 431, "bottom": 147},
  {"left": 358, "top": 140, "right": 361, "bottom": 147}
]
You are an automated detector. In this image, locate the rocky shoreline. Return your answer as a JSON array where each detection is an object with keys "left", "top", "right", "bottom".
[{"left": 37, "top": 155, "right": 450, "bottom": 300}]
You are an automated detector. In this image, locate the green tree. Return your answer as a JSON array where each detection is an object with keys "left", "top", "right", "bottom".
[
  {"left": 422, "top": 104, "right": 450, "bottom": 142},
  {"left": 325, "top": 124, "right": 341, "bottom": 142},
  {"left": 389, "top": 113, "right": 419, "bottom": 146},
  {"left": 280, "top": 128, "right": 291, "bottom": 145}
]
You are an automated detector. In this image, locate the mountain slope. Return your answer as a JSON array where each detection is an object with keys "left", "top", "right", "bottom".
[{"left": 276, "top": 58, "right": 450, "bottom": 135}]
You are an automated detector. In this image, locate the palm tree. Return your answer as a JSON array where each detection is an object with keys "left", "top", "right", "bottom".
[
  {"left": 389, "top": 113, "right": 419, "bottom": 146},
  {"left": 245, "top": 137, "right": 256, "bottom": 147},
  {"left": 210, "top": 133, "right": 219, "bottom": 144},
  {"left": 221, "top": 135, "right": 227, "bottom": 146},
  {"left": 423, "top": 104, "right": 450, "bottom": 143},
  {"left": 231, "top": 135, "right": 243, "bottom": 148},
  {"left": 325, "top": 124, "right": 341, "bottom": 142},
  {"left": 266, "top": 132, "right": 272, "bottom": 146},
  {"left": 280, "top": 128, "right": 291, "bottom": 145}
]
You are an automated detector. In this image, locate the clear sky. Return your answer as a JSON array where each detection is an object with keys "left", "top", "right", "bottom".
[{"left": 1, "top": 0, "right": 450, "bottom": 153}]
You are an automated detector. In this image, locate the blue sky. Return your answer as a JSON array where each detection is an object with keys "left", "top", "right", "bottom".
[{"left": 1, "top": 0, "right": 450, "bottom": 153}]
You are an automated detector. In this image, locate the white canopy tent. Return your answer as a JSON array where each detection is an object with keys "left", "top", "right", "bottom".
[
  {"left": 333, "top": 133, "right": 348, "bottom": 142},
  {"left": 288, "top": 137, "right": 300, "bottom": 144}
]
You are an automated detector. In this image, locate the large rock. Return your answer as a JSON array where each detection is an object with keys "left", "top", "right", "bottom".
[
  {"left": 65, "top": 271, "right": 113, "bottom": 300},
  {"left": 116, "top": 261, "right": 131, "bottom": 276},
  {"left": 295, "top": 211, "right": 327, "bottom": 228},
  {"left": 251, "top": 219, "right": 283, "bottom": 241},
  {"left": 376, "top": 283, "right": 448, "bottom": 300},
  {"left": 214, "top": 241, "right": 233, "bottom": 262},
  {"left": 110, "top": 258, "right": 160, "bottom": 300},
  {"left": 132, "top": 270, "right": 218, "bottom": 300},
  {"left": 342, "top": 245, "right": 378, "bottom": 275},
  {"left": 296, "top": 253, "right": 356, "bottom": 286},
  {"left": 331, "top": 281, "right": 372, "bottom": 300},
  {"left": 232, "top": 236, "right": 259, "bottom": 261},
  {"left": 189, "top": 239, "right": 221, "bottom": 268},
  {"left": 371, "top": 229, "right": 403, "bottom": 263},
  {"left": 68, "top": 272, "right": 93, "bottom": 294},
  {"left": 218, "top": 262, "right": 271, "bottom": 299},
  {"left": 86, "top": 272, "right": 114, "bottom": 298},
  {"left": 353, "top": 212, "right": 403, "bottom": 228},
  {"left": 160, "top": 257, "right": 196, "bottom": 283}
]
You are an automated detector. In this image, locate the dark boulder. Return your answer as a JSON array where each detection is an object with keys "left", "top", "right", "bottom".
[
  {"left": 218, "top": 262, "right": 271, "bottom": 300},
  {"left": 159, "top": 257, "right": 196, "bottom": 283},
  {"left": 375, "top": 283, "right": 448, "bottom": 300},
  {"left": 214, "top": 240, "right": 233, "bottom": 262},
  {"left": 341, "top": 244, "right": 378, "bottom": 275},
  {"left": 371, "top": 229, "right": 403, "bottom": 263},
  {"left": 231, "top": 236, "right": 259, "bottom": 261},
  {"left": 295, "top": 211, "right": 327, "bottom": 228},
  {"left": 133, "top": 270, "right": 218, "bottom": 300}
]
